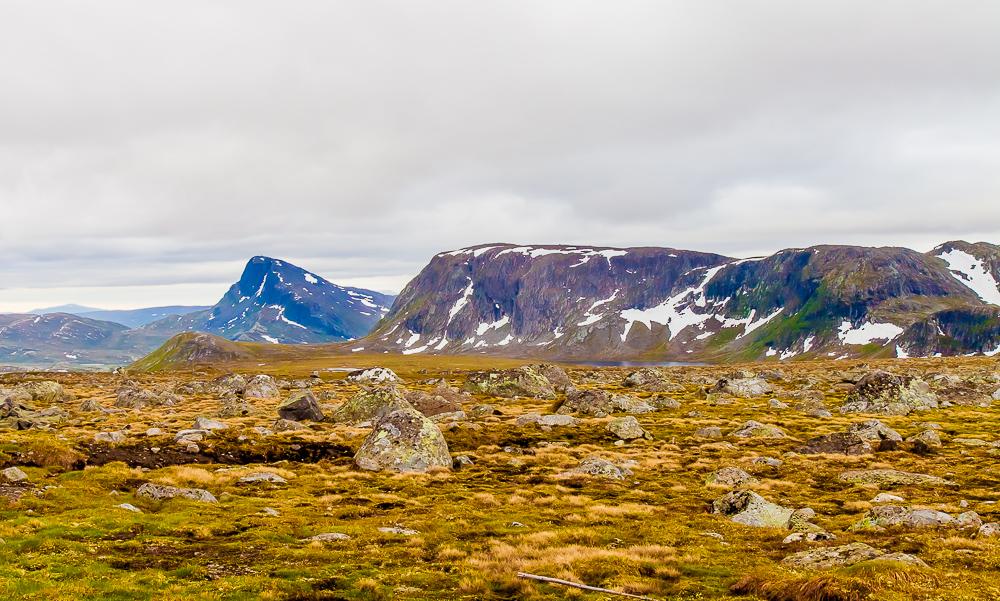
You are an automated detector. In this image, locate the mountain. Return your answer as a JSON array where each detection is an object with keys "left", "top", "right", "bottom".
[
  {"left": 135, "top": 256, "right": 395, "bottom": 344},
  {"left": 0, "top": 313, "right": 152, "bottom": 366},
  {"left": 30, "top": 304, "right": 104, "bottom": 314},
  {"left": 359, "top": 241, "right": 1000, "bottom": 361},
  {"left": 77, "top": 306, "right": 212, "bottom": 328}
]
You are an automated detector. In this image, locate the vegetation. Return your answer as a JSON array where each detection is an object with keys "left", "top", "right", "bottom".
[{"left": 1, "top": 354, "right": 999, "bottom": 599}]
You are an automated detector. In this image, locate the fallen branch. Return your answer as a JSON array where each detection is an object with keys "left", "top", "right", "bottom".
[{"left": 517, "top": 572, "right": 656, "bottom": 600}]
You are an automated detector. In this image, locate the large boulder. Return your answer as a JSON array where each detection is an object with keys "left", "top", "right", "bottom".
[
  {"left": 333, "top": 385, "right": 413, "bottom": 424},
  {"left": 14, "top": 381, "right": 67, "bottom": 403},
  {"left": 841, "top": 371, "right": 938, "bottom": 415},
  {"left": 531, "top": 364, "right": 573, "bottom": 392},
  {"left": 557, "top": 388, "right": 614, "bottom": 417},
  {"left": 353, "top": 408, "right": 451, "bottom": 473},
  {"left": 277, "top": 390, "right": 325, "bottom": 422},
  {"left": 115, "top": 385, "right": 177, "bottom": 409},
  {"left": 212, "top": 373, "right": 248, "bottom": 398},
  {"left": 463, "top": 367, "right": 555, "bottom": 399},
  {"left": 243, "top": 375, "right": 279, "bottom": 399},
  {"left": 847, "top": 419, "right": 903, "bottom": 443},
  {"left": 705, "top": 467, "right": 757, "bottom": 488},
  {"left": 623, "top": 368, "right": 677, "bottom": 391},
  {"left": 712, "top": 490, "right": 793, "bottom": 527}
]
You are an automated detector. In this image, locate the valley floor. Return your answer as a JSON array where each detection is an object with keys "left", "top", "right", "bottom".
[{"left": 1, "top": 354, "right": 999, "bottom": 600}]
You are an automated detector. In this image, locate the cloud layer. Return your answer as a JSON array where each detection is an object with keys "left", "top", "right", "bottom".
[{"left": 1, "top": 1, "right": 998, "bottom": 310}]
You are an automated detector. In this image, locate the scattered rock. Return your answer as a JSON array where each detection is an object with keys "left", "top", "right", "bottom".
[
  {"left": 907, "top": 429, "right": 943, "bottom": 452},
  {"left": 977, "top": 522, "right": 1000, "bottom": 538},
  {"left": 838, "top": 469, "right": 954, "bottom": 488},
  {"left": 623, "top": 368, "right": 674, "bottom": 391},
  {"left": 116, "top": 503, "right": 142, "bottom": 513},
  {"left": 277, "top": 390, "right": 325, "bottom": 422},
  {"left": 712, "top": 491, "right": 793, "bottom": 527},
  {"left": 782, "top": 543, "right": 885, "bottom": 569},
  {"left": 305, "top": 532, "right": 351, "bottom": 543},
  {"left": 453, "top": 455, "right": 474, "bottom": 469},
  {"left": 1, "top": 467, "right": 28, "bottom": 483},
  {"left": 558, "top": 456, "right": 633, "bottom": 480},
  {"left": 847, "top": 419, "right": 903, "bottom": 444},
  {"left": 135, "top": 483, "right": 217, "bottom": 503},
  {"left": 238, "top": 472, "right": 288, "bottom": 485},
  {"left": 606, "top": 416, "right": 650, "bottom": 440},
  {"left": 243, "top": 375, "right": 279, "bottom": 399},
  {"left": 705, "top": 467, "right": 757, "bottom": 488},
  {"left": 714, "top": 377, "right": 773, "bottom": 398},
  {"left": 557, "top": 388, "right": 614, "bottom": 417},
  {"left": 378, "top": 526, "right": 418, "bottom": 536},
  {"left": 730, "top": 420, "right": 786, "bottom": 439},
  {"left": 192, "top": 416, "right": 228, "bottom": 431},
  {"left": 94, "top": 431, "right": 127, "bottom": 444},
  {"left": 694, "top": 426, "right": 723, "bottom": 439},
  {"left": 798, "top": 432, "right": 873, "bottom": 455},
  {"left": 516, "top": 413, "right": 578, "bottom": 427},
  {"left": 872, "top": 493, "right": 905, "bottom": 503},
  {"left": 333, "top": 385, "right": 412, "bottom": 424},
  {"left": 854, "top": 505, "right": 954, "bottom": 529},
  {"left": 272, "top": 418, "right": 310, "bottom": 432}
]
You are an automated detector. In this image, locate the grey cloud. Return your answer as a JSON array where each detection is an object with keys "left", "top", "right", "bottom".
[{"left": 0, "top": 1, "right": 998, "bottom": 307}]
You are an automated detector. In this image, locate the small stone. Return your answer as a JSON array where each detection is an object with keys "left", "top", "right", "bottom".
[
  {"left": 192, "top": 417, "right": 228, "bottom": 431},
  {"left": 305, "top": 532, "right": 351, "bottom": 543},
  {"left": 977, "top": 522, "right": 1000, "bottom": 538},
  {"left": 238, "top": 472, "right": 288, "bottom": 485},
  {"left": 1, "top": 467, "right": 28, "bottom": 483},
  {"left": 378, "top": 526, "right": 418, "bottom": 536},
  {"left": 145, "top": 427, "right": 163, "bottom": 437},
  {"left": 956, "top": 511, "right": 982, "bottom": 530},
  {"left": 116, "top": 503, "right": 142, "bottom": 513},
  {"left": 872, "top": 493, "right": 905, "bottom": 503},
  {"left": 606, "top": 415, "right": 650, "bottom": 441},
  {"left": 694, "top": 426, "right": 723, "bottom": 439},
  {"left": 453, "top": 455, "right": 474, "bottom": 469},
  {"left": 261, "top": 507, "right": 281, "bottom": 517},
  {"left": 730, "top": 420, "right": 786, "bottom": 439},
  {"left": 136, "top": 482, "right": 217, "bottom": 503},
  {"left": 705, "top": 467, "right": 757, "bottom": 488}
]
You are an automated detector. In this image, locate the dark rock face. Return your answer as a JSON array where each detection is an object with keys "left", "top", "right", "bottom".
[
  {"left": 277, "top": 390, "right": 325, "bottom": 422},
  {"left": 358, "top": 241, "right": 1000, "bottom": 361}
]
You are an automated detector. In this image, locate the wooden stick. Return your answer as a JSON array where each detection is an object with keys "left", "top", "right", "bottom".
[{"left": 517, "top": 572, "right": 656, "bottom": 600}]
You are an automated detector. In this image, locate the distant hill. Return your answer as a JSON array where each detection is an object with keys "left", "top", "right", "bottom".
[
  {"left": 30, "top": 304, "right": 104, "bottom": 314},
  {"left": 77, "top": 306, "right": 211, "bottom": 328},
  {"left": 129, "top": 332, "right": 255, "bottom": 371}
]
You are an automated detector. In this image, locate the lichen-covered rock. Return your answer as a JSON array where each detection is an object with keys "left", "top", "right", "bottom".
[
  {"left": 136, "top": 483, "right": 217, "bottom": 503},
  {"left": 115, "top": 385, "right": 177, "bottom": 410},
  {"left": 956, "top": 511, "right": 982, "bottom": 531},
  {"left": 907, "top": 429, "right": 943, "bottom": 452},
  {"left": 838, "top": 469, "right": 954, "bottom": 488},
  {"left": 243, "top": 375, "right": 279, "bottom": 399},
  {"left": 782, "top": 543, "right": 885, "bottom": 569},
  {"left": 277, "top": 390, "right": 325, "bottom": 422},
  {"left": 15, "top": 381, "right": 67, "bottom": 403},
  {"left": 346, "top": 367, "right": 401, "bottom": 384},
  {"left": 713, "top": 377, "right": 773, "bottom": 398},
  {"left": 516, "top": 413, "right": 577, "bottom": 427},
  {"left": 354, "top": 408, "right": 451, "bottom": 473},
  {"left": 712, "top": 490, "right": 793, "bottom": 527},
  {"left": 730, "top": 420, "right": 786, "bottom": 439},
  {"left": 798, "top": 432, "right": 873, "bottom": 455},
  {"left": 978, "top": 522, "right": 1000, "bottom": 538},
  {"left": 192, "top": 416, "right": 228, "bottom": 430},
  {"left": 694, "top": 426, "right": 723, "bottom": 439},
  {"left": 853, "top": 505, "right": 954, "bottom": 529},
  {"left": 606, "top": 416, "right": 650, "bottom": 440},
  {"left": 841, "top": 371, "right": 938, "bottom": 415},
  {"left": 705, "top": 467, "right": 756, "bottom": 488},
  {"left": 557, "top": 456, "right": 633, "bottom": 480},
  {"left": 1, "top": 466, "right": 28, "bottom": 483},
  {"left": 211, "top": 373, "right": 248, "bottom": 398},
  {"left": 531, "top": 364, "right": 573, "bottom": 392},
  {"left": 623, "top": 368, "right": 676, "bottom": 391},
  {"left": 609, "top": 394, "right": 656, "bottom": 414},
  {"left": 557, "top": 388, "right": 614, "bottom": 417},
  {"left": 272, "top": 418, "right": 310, "bottom": 432},
  {"left": 846, "top": 419, "right": 902, "bottom": 443},
  {"left": 333, "top": 385, "right": 412, "bottom": 424},
  {"left": 94, "top": 431, "right": 127, "bottom": 444},
  {"left": 463, "top": 367, "right": 555, "bottom": 399}
]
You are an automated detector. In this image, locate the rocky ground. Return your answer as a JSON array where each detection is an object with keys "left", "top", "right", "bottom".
[{"left": 1, "top": 356, "right": 1000, "bottom": 600}]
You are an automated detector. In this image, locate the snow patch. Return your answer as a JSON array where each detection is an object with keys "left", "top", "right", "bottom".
[
  {"left": 837, "top": 321, "right": 904, "bottom": 345},
  {"left": 937, "top": 248, "right": 1000, "bottom": 305},
  {"left": 618, "top": 265, "right": 725, "bottom": 341}
]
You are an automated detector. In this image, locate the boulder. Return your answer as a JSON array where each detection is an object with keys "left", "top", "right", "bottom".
[
  {"left": 782, "top": 543, "right": 886, "bottom": 569},
  {"left": 304, "top": 532, "right": 351, "bottom": 543},
  {"left": 853, "top": 505, "right": 954, "bottom": 529},
  {"left": 798, "top": 432, "right": 873, "bottom": 455},
  {"left": 516, "top": 413, "right": 578, "bottom": 427},
  {"left": 705, "top": 467, "right": 757, "bottom": 488},
  {"left": 404, "top": 384, "right": 466, "bottom": 417},
  {"left": 115, "top": 385, "right": 176, "bottom": 409},
  {"left": 15, "top": 381, "right": 67, "bottom": 403},
  {"left": 730, "top": 420, "right": 786, "bottom": 439},
  {"left": 238, "top": 472, "right": 288, "bottom": 485},
  {"left": 907, "top": 429, "right": 943, "bottom": 452},
  {"left": 531, "top": 364, "right": 573, "bottom": 392},
  {"left": 354, "top": 408, "right": 451, "bottom": 473},
  {"left": 277, "top": 390, "right": 325, "bottom": 422},
  {"left": 243, "top": 375, "right": 279, "bottom": 399},
  {"left": 212, "top": 373, "right": 247, "bottom": 397},
  {"left": 838, "top": 469, "right": 954, "bottom": 488},
  {"left": 847, "top": 419, "right": 903, "bottom": 444},
  {"left": 135, "top": 483, "right": 217, "bottom": 503},
  {"left": 272, "top": 418, "right": 310, "bottom": 432},
  {"left": 346, "top": 367, "right": 401, "bottom": 384},
  {"left": 712, "top": 490, "right": 793, "bottom": 527},
  {"left": 623, "top": 368, "right": 674, "bottom": 391},
  {"left": 694, "top": 426, "right": 723, "bottom": 439},
  {"left": 606, "top": 416, "right": 651, "bottom": 441},
  {"left": 713, "top": 377, "right": 773, "bottom": 398},
  {"left": 94, "top": 431, "right": 127, "bottom": 444},
  {"left": 332, "top": 385, "right": 412, "bottom": 424},
  {"left": 977, "top": 522, "right": 1000, "bottom": 538},
  {"left": 463, "top": 367, "right": 555, "bottom": 399},
  {"left": 557, "top": 388, "right": 614, "bottom": 417},
  {"left": 557, "top": 456, "right": 633, "bottom": 480},
  {"left": 192, "top": 417, "right": 228, "bottom": 431},
  {"left": 841, "top": 371, "right": 938, "bottom": 415},
  {"left": 1, "top": 466, "right": 28, "bottom": 483},
  {"left": 609, "top": 394, "right": 656, "bottom": 414}
]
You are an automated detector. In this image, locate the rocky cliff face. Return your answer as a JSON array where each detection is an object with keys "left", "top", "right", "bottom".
[{"left": 360, "top": 241, "right": 1000, "bottom": 361}]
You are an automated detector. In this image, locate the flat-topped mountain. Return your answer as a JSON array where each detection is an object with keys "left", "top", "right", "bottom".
[{"left": 360, "top": 241, "right": 1000, "bottom": 361}]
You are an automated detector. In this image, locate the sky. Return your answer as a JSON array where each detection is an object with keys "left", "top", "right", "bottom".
[{"left": 1, "top": 1, "right": 998, "bottom": 311}]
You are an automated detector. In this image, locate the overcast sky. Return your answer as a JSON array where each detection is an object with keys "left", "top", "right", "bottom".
[{"left": 1, "top": 1, "right": 998, "bottom": 311}]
